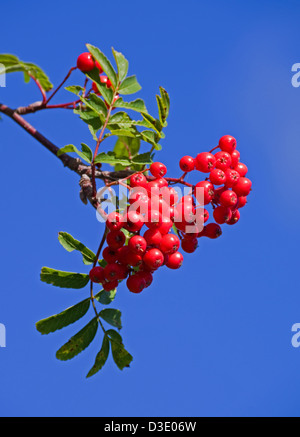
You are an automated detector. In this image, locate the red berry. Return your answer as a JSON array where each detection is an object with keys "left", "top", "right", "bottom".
[
  {"left": 92, "top": 81, "right": 100, "bottom": 94},
  {"left": 219, "top": 135, "right": 237, "bottom": 153},
  {"left": 123, "top": 211, "right": 144, "bottom": 232},
  {"left": 175, "top": 200, "right": 195, "bottom": 224},
  {"left": 126, "top": 274, "right": 146, "bottom": 293},
  {"left": 106, "top": 230, "right": 125, "bottom": 249},
  {"left": 194, "top": 207, "right": 209, "bottom": 226},
  {"left": 160, "top": 234, "right": 180, "bottom": 254},
  {"left": 160, "top": 186, "right": 179, "bottom": 206},
  {"left": 195, "top": 152, "right": 216, "bottom": 173},
  {"left": 232, "top": 177, "right": 252, "bottom": 196},
  {"left": 179, "top": 156, "right": 195, "bottom": 172},
  {"left": 135, "top": 271, "right": 153, "bottom": 288},
  {"left": 213, "top": 186, "right": 226, "bottom": 203},
  {"left": 181, "top": 238, "right": 198, "bottom": 253},
  {"left": 145, "top": 210, "right": 162, "bottom": 229},
  {"left": 129, "top": 188, "right": 149, "bottom": 214},
  {"left": 130, "top": 173, "right": 148, "bottom": 189},
  {"left": 234, "top": 163, "right": 248, "bottom": 177},
  {"left": 143, "top": 248, "right": 164, "bottom": 270},
  {"left": 106, "top": 211, "right": 123, "bottom": 231},
  {"left": 103, "top": 246, "right": 119, "bottom": 264},
  {"left": 209, "top": 168, "right": 226, "bottom": 185},
  {"left": 150, "top": 196, "right": 171, "bottom": 218},
  {"left": 77, "top": 52, "right": 95, "bottom": 72},
  {"left": 237, "top": 196, "right": 247, "bottom": 208},
  {"left": 107, "top": 78, "right": 112, "bottom": 88},
  {"left": 144, "top": 228, "right": 162, "bottom": 246},
  {"left": 126, "top": 251, "right": 142, "bottom": 267},
  {"left": 112, "top": 94, "right": 119, "bottom": 106},
  {"left": 202, "top": 223, "right": 222, "bottom": 239},
  {"left": 157, "top": 216, "right": 173, "bottom": 235},
  {"left": 118, "top": 264, "right": 129, "bottom": 280},
  {"left": 224, "top": 169, "right": 240, "bottom": 188},
  {"left": 89, "top": 266, "right": 104, "bottom": 283},
  {"left": 219, "top": 190, "right": 238, "bottom": 208},
  {"left": 117, "top": 246, "right": 130, "bottom": 266},
  {"left": 226, "top": 209, "right": 240, "bottom": 225},
  {"left": 195, "top": 181, "right": 215, "bottom": 205},
  {"left": 95, "top": 61, "right": 103, "bottom": 73},
  {"left": 100, "top": 75, "right": 108, "bottom": 85},
  {"left": 214, "top": 151, "right": 232, "bottom": 171},
  {"left": 166, "top": 251, "right": 183, "bottom": 269},
  {"left": 103, "top": 279, "right": 118, "bottom": 292},
  {"left": 103, "top": 263, "right": 124, "bottom": 281},
  {"left": 128, "top": 235, "right": 147, "bottom": 255},
  {"left": 231, "top": 150, "right": 240, "bottom": 167},
  {"left": 156, "top": 178, "right": 169, "bottom": 189},
  {"left": 150, "top": 162, "right": 167, "bottom": 178},
  {"left": 213, "top": 206, "right": 232, "bottom": 224}
]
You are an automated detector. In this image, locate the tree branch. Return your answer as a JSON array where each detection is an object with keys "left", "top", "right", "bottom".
[{"left": 0, "top": 103, "right": 134, "bottom": 207}]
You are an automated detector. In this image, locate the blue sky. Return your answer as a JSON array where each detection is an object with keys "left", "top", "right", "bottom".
[{"left": 1, "top": 0, "right": 300, "bottom": 417}]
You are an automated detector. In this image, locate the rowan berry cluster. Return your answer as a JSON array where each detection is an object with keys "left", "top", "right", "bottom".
[{"left": 89, "top": 135, "right": 252, "bottom": 294}]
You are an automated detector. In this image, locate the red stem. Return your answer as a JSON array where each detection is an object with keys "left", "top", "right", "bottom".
[
  {"left": 29, "top": 74, "right": 47, "bottom": 103},
  {"left": 209, "top": 145, "right": 219, "bottom": 153},
  {"left": 46, "top": 99, "right": 81, "bottom": 109},
  {"left": 45, "top": 66, "right": 77, "bottom": 105}
]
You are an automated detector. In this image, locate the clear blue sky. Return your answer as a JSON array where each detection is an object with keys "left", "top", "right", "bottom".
[{"left": 1, "top": 0, "right": 300, "bottom": 417}]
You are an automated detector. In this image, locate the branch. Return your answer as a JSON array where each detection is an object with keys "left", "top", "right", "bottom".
[{"left": 0, "top": 103, "right": 134, "bottom": 206}]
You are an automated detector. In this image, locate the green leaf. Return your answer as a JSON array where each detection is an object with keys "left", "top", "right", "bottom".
[
  {"left": 118, "top": 75, "right": 141, "bottom": 95},
  {"left": 40, "top": 267, "right": 90, "bottom": 289},
  {"left": 99, "top": 309, "right": 122, "bottom": 329},
  {"left": 85, "top": 68, "right": 114, "bottom": 104},
  {"left": 112, "top": 49, "right": 128, "bottom": 82},
  {"left": 95, "top": 289, "right": 117, "bottom": 305},
  {"left": 140, "top": 130, "right": 162, "bottom": 150},
  {"left": 142, "top": 113, "right": 163, "bottom": 135},
  {"left": 56, "top": 318, "right": 98, "bottom": 361},
  {"left": 160, "top": 86, "right": 170, "bottom": 120},
  {"left": 108, "top": 129, "right": 137, "bottom": 138},
  {"left": 0, "top": 54, "right": 19, "bottom": 65},
  {"left": 156, "top": 87, "right": 170, "bottom": 126},
  {"left": 86, "top": 334, "right": 110, "bottom": 377},
  {"left": 86, "top": 44, "right": 118, "bottom": 89},
  {"left": 0, "top": 54, "right": 53, "bottom": 91},
  {"left": 74, "top": 108, "right": 103, "bottom": 139},
  {"left": 94, "top": 151, "right": 131, "bottom": 166},
  {"left": 113, "top": 136, "right": 140, "bottom": 161},
  {"left": 107, "top": 329, "right": 133, "bottom": 370},
  {"left": 80, "top": 143, "right": 93, "bottom": 162},
  {"left": 58, "top": 232, "right": 96, "bottom": 265},
  {"left": 113, "top": 98, "right": 148, "bottom": 114},
  {"left": 81, "top": 93, "right": 107, "bottom": 117},
  {"left": 65, "top": 85, "right": 84, "bottom": 96},
  {"left": 131, "top": 152, "right": 153, "bottom": 165},
  {"left": 36, "top": 298, "right": 90, "bottom": 335},
  {"left": 57, "top": 144, "right": 93, "bottom": 163}
]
